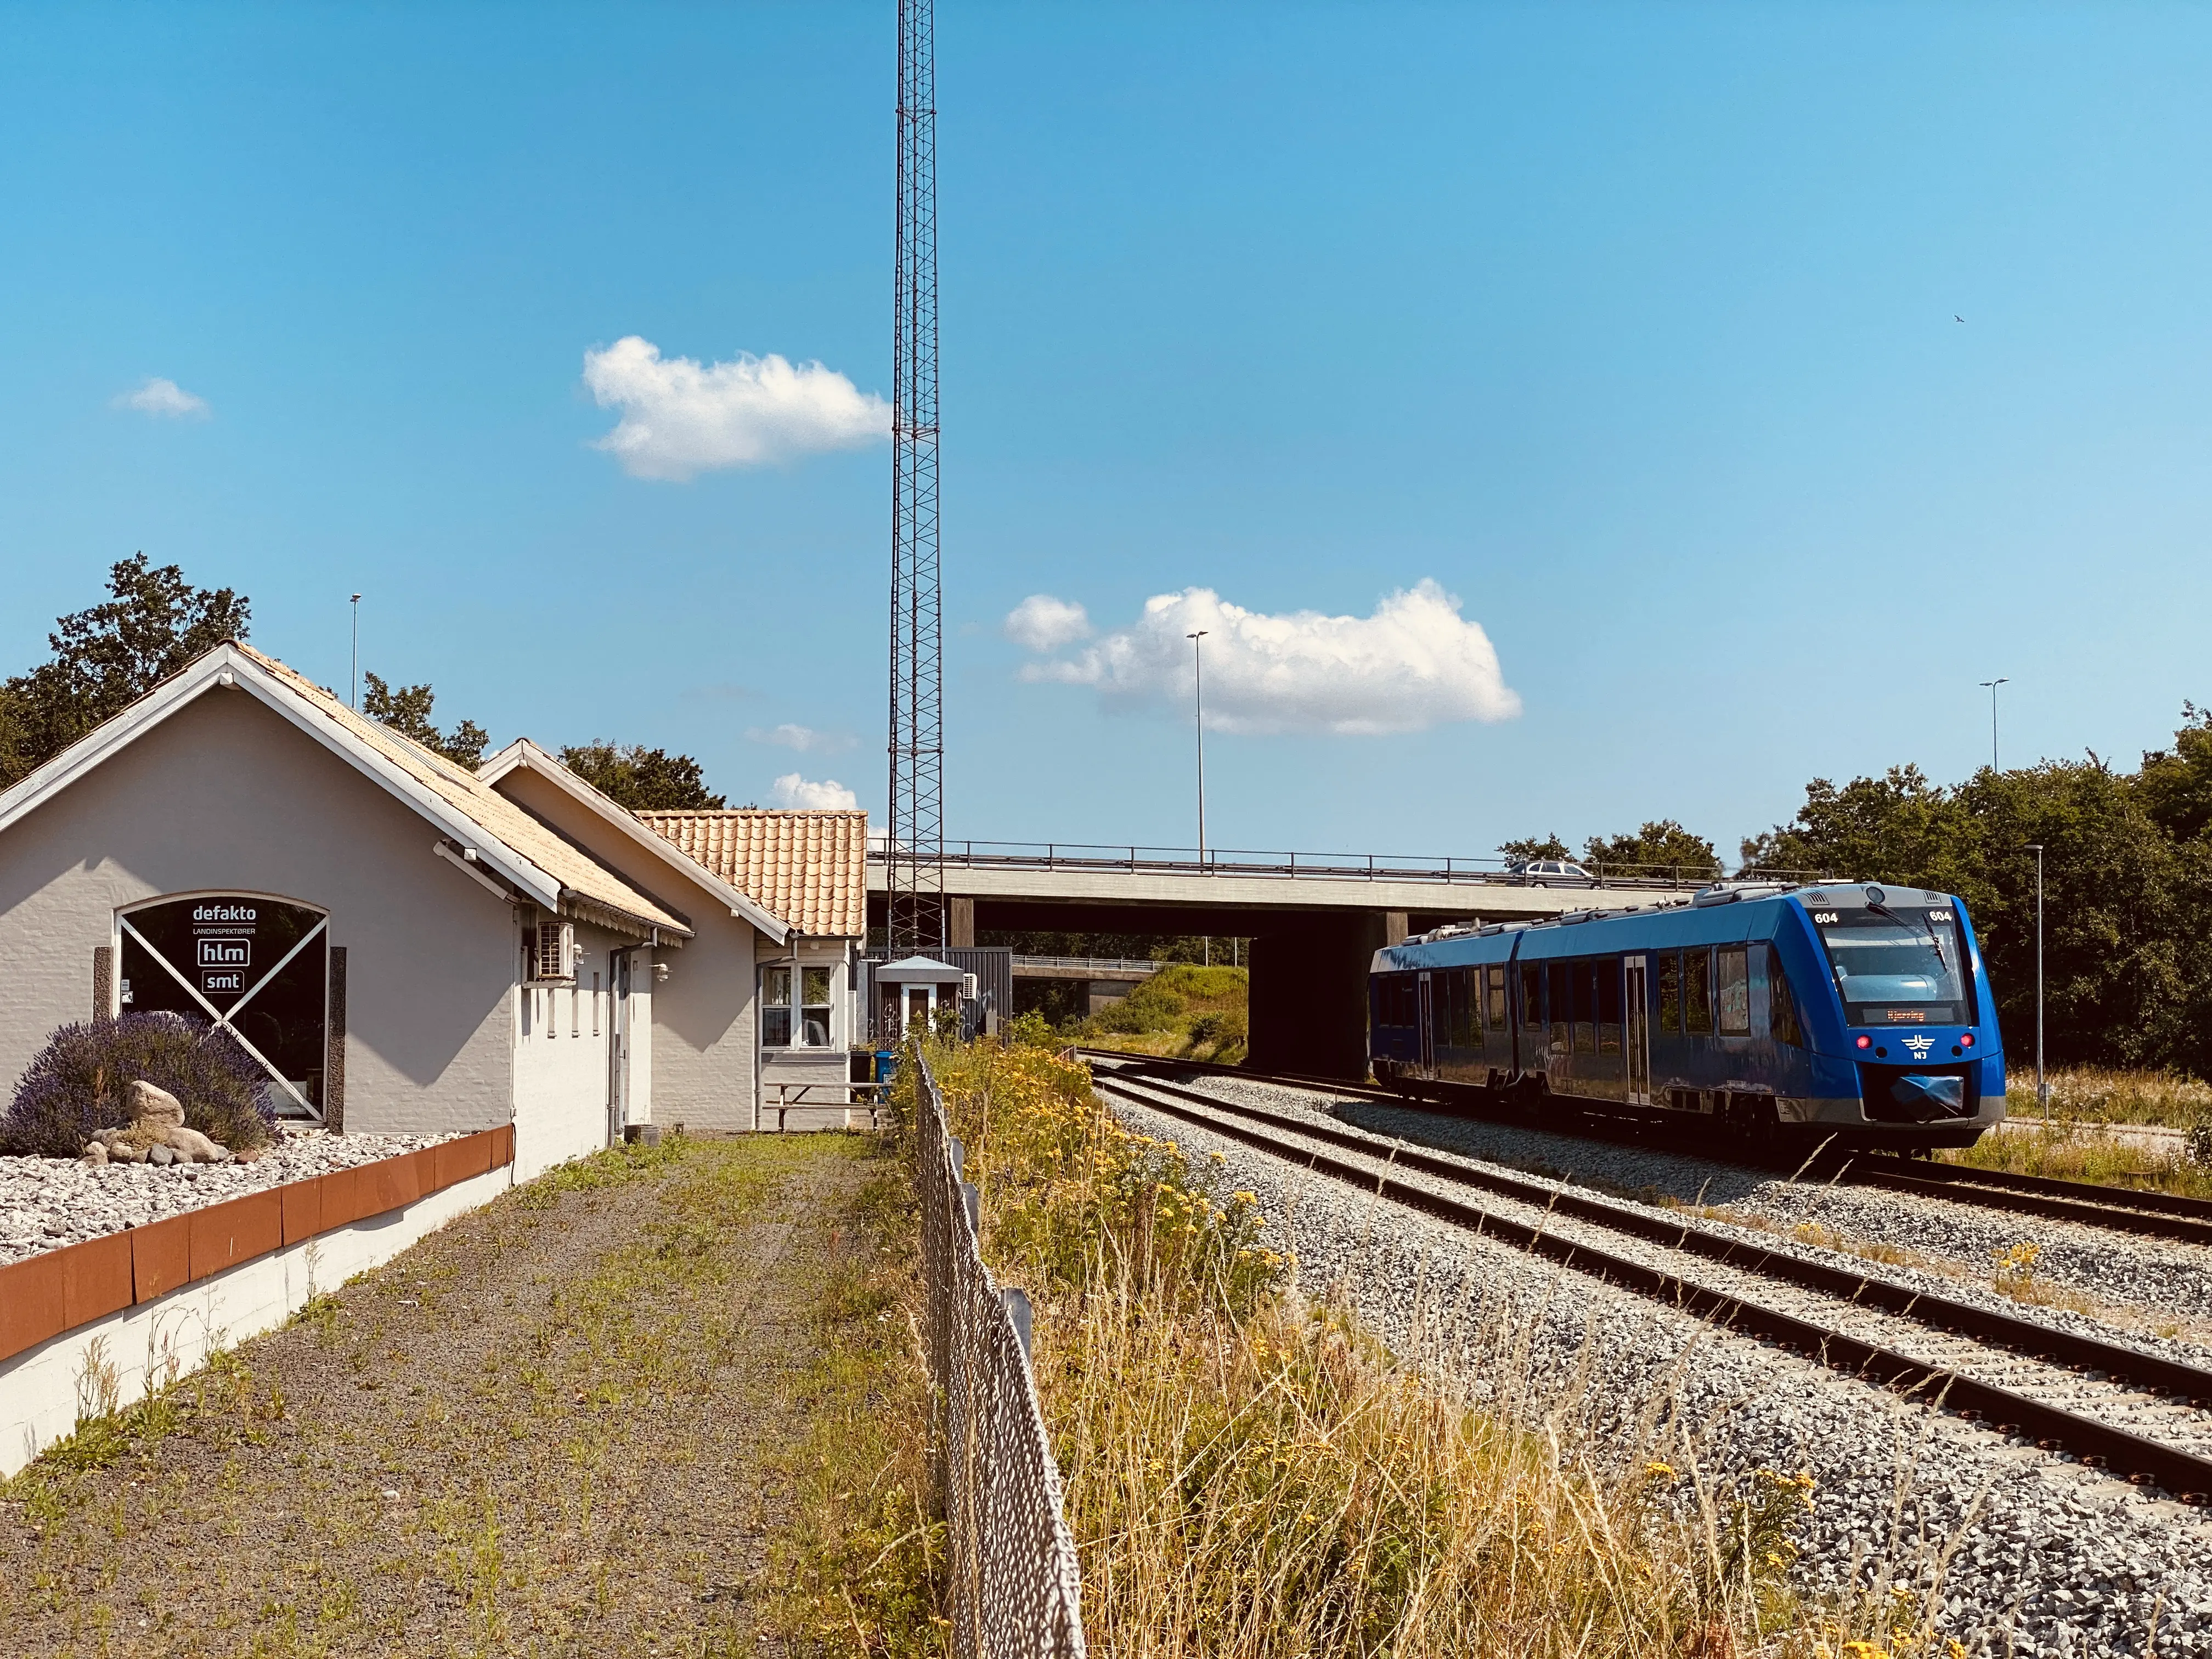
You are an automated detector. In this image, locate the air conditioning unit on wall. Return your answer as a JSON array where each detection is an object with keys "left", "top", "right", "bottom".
[{"left": 532, "top": 918, "right": 575, "bottom": 983}]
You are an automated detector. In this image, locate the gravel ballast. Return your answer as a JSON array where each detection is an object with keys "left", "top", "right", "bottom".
[
  {"left": 1198, "top": 1073, "right": 2212, "bottom": 1341},
  {"left": 1104, "top": 1090, "right": 2212, "bottom": 1657},
  {"left": 0, "top": 1130, "right": 459, "bottom": 1266}
]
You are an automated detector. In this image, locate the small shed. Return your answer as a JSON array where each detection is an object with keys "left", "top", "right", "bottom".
[{"left": 871, "top": 956, "right": 970, "bottom": 1040}]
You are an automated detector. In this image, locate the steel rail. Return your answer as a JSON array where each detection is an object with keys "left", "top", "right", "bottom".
[
  {"left": 1090, "top": 1066, "right": 2212, "bottom": 1501},
  {"left": 1079, "top": 1048, "right": 2212, "bottom": 1249}
]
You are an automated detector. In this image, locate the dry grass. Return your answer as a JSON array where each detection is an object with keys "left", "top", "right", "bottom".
[
  {"left": 922, "top": 1036, "right": 1961, "bottom": 1659},
  {"left": 1999, "top": 1067, "right": 2212, "bottom": 1130},
  {"left": 1939, "top": 1117, "right": 2212, "bottom": 1201},
  {"left": 0, "top": 1135, "right": 887, "bottom": 1657}
]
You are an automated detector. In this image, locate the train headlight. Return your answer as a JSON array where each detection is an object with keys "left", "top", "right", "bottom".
[
  {"left": 1855, "top": 1035, "right": 1872, "bottom": 1049},
  {"left": 1960, "top": 1032, "right": 1975, "bottom": 1048}
]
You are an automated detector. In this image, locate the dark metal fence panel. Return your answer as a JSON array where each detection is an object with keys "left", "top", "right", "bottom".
[{"left": 913, "top": 1052, "right": 1086, "bottom": 1657}]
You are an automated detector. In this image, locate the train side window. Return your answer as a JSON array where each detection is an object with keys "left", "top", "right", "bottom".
[
  {"left": 1521, "top": 963, "right": 1543, "bottom": 1030},
  {"left": 1547, "top": 962, "right": 1573, "bottom": 1055},
  {"left": 1767, "top": 946, "right": 1807, "bottom": 1046},
  {"left": 1717, "top": 946, "right": 1751, "bottom": 1035},
  {"left": 1658, "top": 952, "right": 1681, "bottom": 1033},
  {"left": 1460, "top": 967, "right": 1482, "bottom": 1043},
  {"left": 1572, "top": 960, "right": 1595, "bottom": 1053},
  {"left": 1683, "top": 948, "right": 1714, "bottom": 1034},
  {"left": 1487, "top": 965, "right": 1508, "bottom": 1031},
  {"left": 1597, "top": 957, "right": 1622, "bottom": 1053}
]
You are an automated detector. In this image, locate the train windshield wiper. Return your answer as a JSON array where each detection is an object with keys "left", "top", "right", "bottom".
[{"left": 1867, "top": 900, "right": 1945, "bottom": 967}]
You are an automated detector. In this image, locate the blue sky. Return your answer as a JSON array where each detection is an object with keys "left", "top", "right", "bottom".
[{"left": 3, "top": 4, "right": 2208, "bottom": 864}]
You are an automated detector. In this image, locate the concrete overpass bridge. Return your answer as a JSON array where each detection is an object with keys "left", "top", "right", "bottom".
[{"left": 867, "top": 840, "right": 1709, "bottom": 1076}]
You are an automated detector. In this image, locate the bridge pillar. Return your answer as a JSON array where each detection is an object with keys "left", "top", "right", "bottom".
[{"left": 1248, "top": 910, "right": 1386, "bottom": 1080}]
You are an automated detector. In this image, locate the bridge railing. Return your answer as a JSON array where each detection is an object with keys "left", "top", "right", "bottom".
[
  {"left": 1011, "top": 955, "right": 1165, "bottom": 973},
  {"left": 870, "top": 839, "right": 1835, "bottom": 891}
]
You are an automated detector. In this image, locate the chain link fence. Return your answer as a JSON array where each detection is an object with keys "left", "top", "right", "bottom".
[{"left": 913, "top": 1051, "right": 1088, "bottom": 1657}]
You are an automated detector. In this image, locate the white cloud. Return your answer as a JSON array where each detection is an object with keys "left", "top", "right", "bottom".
[
  {"left": 1003, "top": 594, "right": 1092, "bottom": 652},
  {"left": 771, "top": 772, "right": 860, "bottom": 810},
  {"left": 114, "top": 377, "right": 210, "bottom": 419},
  {"left": 1015, "top": 579, "right": 1521, "bottom": 736},
  {"left": 582, "top": 336, "right": 889, "bottom": 481},
  {"left": 748, "top": 723, "right": 851, "bottom": 753}
]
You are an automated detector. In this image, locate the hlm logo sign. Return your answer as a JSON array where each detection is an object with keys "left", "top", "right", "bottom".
[{"left": 198, "top": 938, "right": 250, "bottom": 969}]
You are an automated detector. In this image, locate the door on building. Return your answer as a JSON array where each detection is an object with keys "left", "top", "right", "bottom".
[
  {"left": 904, "top": 985, "right": 932, "bottom": 1036},
  {"left": 117, "top": 894, "right": 330, "bottom": 1119},
  {"left": 607, "top": 951, "right": 631, "bottom": 1146},
  {"left": 1415, "top": 972, "right": 1435, "bottom": 1076},
  {"left": 1623, "top": 955, "right": 1651, "bottom": 1106}
]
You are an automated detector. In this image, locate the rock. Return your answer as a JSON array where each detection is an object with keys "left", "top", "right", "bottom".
[
  {"left": 163, "top": 1126, "right": 228, "bottom": 1164},
  {"left": 126, "top": 1080, "right": 187, "bottom": 1130},
  {"left": 81, "top": 1141, "right": 109, "bottom": 1165},
  {"left": 148, "top": 1143, "right": 174, "bottom": 1167}
]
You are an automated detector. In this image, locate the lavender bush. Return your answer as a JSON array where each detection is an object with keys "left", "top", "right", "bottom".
[{"left": 1, "top": 1013, "right": 277, "bottom": 1158}]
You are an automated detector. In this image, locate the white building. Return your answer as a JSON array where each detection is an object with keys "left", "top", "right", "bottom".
[{"left": 0, "top": 642, "right": 871, "bottom": 1170}]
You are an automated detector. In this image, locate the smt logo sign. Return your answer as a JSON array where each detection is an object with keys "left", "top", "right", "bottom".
[{"left": 1901, "top": 1035, "right": 1937, "bottom": 1060}]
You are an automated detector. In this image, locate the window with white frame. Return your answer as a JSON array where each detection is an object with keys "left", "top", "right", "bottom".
[
  {"left": 802, "top": 966, "right": 833, "bottom": 1047},
  {"left": 761, "top": 966, "right": 792, "bottom": 1047},
  {"left": 761, "top": 964, "right": 836, "bottom": 1048}
]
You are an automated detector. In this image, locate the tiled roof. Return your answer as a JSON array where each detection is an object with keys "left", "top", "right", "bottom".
[
  {"left": 639, "top": 810, "right": 868, "bottom": 938},
  {"left": 235, "top": 645, "right": 693, "bottom": 938}
]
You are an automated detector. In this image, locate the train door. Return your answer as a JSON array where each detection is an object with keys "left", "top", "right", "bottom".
[
  {"left": 1416, "top": 973, "right": 1435, "bottom": 1076},
  {"left": 1623, "top": 956, "right": 1652, "bottom": 1105}
]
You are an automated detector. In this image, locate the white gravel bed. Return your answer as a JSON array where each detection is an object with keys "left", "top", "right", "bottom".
[
  {"left": 1107, "top": 1074, "right": 2212, "bottom": 1462},
  {"left": 1159, "top": 1071, "right": 2212, "bottom": 1380},
  {"left": 1186, "top": 1072, "right": 2212, "bottom": 1343},
  {"left": 0, "top": 1130, "right": 460, "bottom": 1267},
  {"left": 1109, "top": 1092, "right": 2212, "bottom": 1657}
]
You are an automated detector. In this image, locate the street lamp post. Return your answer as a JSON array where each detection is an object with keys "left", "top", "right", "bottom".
[
  {"left": 1187, "top": 630, "right": 1209, "bottom": 868},
  {"left": 350, "top": 595, "right": 363, "bottom": 710},
  {"left": 1979, "top": 678, "right": 2009, "bottom": 772},
  {"left": 2025, "top": 842, "right": 2047, "bottom": 1116}
]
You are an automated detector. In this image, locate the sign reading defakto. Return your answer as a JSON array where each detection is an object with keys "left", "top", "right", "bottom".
[{"left": 119, "top": 894, "right": 333, "bottom": 1118}]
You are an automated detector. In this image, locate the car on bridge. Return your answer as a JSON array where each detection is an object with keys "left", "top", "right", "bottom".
[{"left": 1508, "top": 858, "right": 1597, "bottom": 888}]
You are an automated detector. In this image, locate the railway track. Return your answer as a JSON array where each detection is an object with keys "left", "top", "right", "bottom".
[
  {"left": 1086, "top": 1054, "right": 2212, "bottom": 1502},
  {"left": 1075, "top": 1047, "right": 2212, "bottom": 1248}
]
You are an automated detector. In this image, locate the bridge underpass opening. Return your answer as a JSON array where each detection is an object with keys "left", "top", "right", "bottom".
[{"left": 866, "top": 892, "right": 1482, "bottom": 1078}]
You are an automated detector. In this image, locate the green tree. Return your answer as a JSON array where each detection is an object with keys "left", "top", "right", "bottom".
[
  {"left": 2139, "top": 703, "right": 2212, "bottom": 844},
  {"left": 1736, "top": 765, "right": 1982, "bottom": 887},
  {"left": 0, "top": 555, "right": 251, "bottom": 786},
  {"left": 1498, "top": 834, "right": 1571, "bottom": 864},
  {"left": 559, "top": 742, "right": 726, "bottom": 811},
  {"left": 362, "top": 672, "right": 490, "bottom": 769},
  {"left": 1954, "top": 760, "right": 2197, "bottom": 1071},
  {"left": 1582, "top": 820, "right": 1722, "bottom": 879}
]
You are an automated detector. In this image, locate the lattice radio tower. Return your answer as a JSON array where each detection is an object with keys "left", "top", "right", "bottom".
[{"left": 887, "top": 0, "right": 945, "bottom": 955}]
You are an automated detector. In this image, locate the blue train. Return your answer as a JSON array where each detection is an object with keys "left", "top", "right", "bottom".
[{"left": 1369, "top": 881, "right": 2005, "bottom": 1152}]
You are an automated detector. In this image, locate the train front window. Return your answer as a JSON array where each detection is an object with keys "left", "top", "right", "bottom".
[{"left": 1810, "top": 905, "right": 1969, "bottom": 1025}]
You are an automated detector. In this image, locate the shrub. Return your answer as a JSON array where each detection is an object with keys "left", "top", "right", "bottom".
[
  {"left": 1149, "top": 963, "right": 1248, "bottom": 1003},
  {"left": 1188, "top": 1008, "right": 1248, "bottom": 1049},
  {"left": 1096, "top": 978, "right": 1188, "bottom": 1034},
  {"left": 1, "top": 1013, "right": 277, "bottom": 1158}
]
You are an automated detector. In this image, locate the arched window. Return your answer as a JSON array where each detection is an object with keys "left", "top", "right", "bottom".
[{"left": 116, "top": 893, "right": 330, "bottom": 1119}]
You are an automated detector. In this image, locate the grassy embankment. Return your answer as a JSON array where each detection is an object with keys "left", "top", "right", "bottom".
[
  {"left": 805, "top": 1033, "right": 1957, "bottom": 1659},
  {"left": 1, "top": 1133, "right": 939, "bottom": 1657},
  {"left": 1938, "top": 1069, "right": 2212, "bottom": 1199},
  {"left": 1074, "top": 963, "right": 1250, "bottom": 1064}
]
